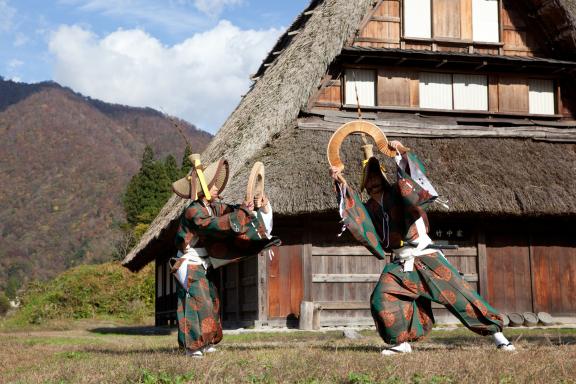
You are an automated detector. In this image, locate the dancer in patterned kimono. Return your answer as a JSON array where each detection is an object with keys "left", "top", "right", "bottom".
[
  {"left": 171, "top": 155, "right": 278, "bottom": 357},
  {"left": 330, "top": 140, "right": 515, "bottom": 355}
]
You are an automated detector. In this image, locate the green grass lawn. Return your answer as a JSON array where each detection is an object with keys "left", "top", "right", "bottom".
[{"left": 1, "top": 325, "right": 575, "bottom": 383}]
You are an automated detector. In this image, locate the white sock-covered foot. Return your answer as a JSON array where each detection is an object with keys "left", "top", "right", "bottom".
[
  {"left": 186, "top": 349, "right": 204, "bottom": 358},
  {"left": 381, "top": 341, "right": 412, "bottom": 355},
  {"left": 203, "top": 345, "right": 217, "bottom": 353},
  {"left": 493, "top": 332, "right": 516, "bottom": 351}
]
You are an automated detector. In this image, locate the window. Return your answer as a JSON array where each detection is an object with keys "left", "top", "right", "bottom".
[
  {"left": 472, "top": 0, "right": 499, "bottom": 43},
  {"left": 453, "top": 74, "right": 488, "bottom": 110},
  {"left": 404, "top": 0, "right": 431, "bottom": 38},
  {"left": 403, "top": 0, "right": 500, "bottom": 43},
  {"left": 420, "top": 73, "right": 452, "bottom": 109},
  {"left": 420, "top": 72, "right": 488, "bottom": 111},
  {"left": 345, "top": 69, "right": 376, "bottom": 107},
  {"left": 529, "top": 79, "right": 555, "bottom": 115}
]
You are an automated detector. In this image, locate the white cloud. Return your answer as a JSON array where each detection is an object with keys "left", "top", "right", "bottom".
[
  {"left": 59, "top": 0, "right": 209, "bottom": 33},
  {"left": 49, "top": 21, "right": 281, "bottom": 132},
  {"left": 193, "top": 0, "right": 242, "bottom": 17},
  {"left": 13, "top": 33, "right": 29, "bottom": 47},
  {"left": 8, "top": 59, "right": 23, "bottom": 68},
  {"left": 0, "top": 0, "right": 16, "bottom": 32}
]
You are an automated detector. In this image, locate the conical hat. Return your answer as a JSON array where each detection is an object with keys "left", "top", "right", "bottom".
[{"left": 173, "top": 156, "right": 229, "bottom": 199}]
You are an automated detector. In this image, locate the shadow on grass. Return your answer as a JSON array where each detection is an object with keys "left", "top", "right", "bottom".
[
  {"left": 82, "top": 346, "right": 180, "bottom": 355},
  {"left": 88, "top": 326, "right": 173, "bottom": 336}
]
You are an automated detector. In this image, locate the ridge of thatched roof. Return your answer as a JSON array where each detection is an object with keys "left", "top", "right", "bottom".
[{"left": 122, "top": 0, "right": 375, "bottom": 270}]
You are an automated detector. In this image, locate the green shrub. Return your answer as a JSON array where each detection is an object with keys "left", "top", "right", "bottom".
[
  {"left": 0, "top": 292, "right": 10, "bottom": 316},
  {"left": 5, "top": 262, "right": 154, "bottom": 326}
]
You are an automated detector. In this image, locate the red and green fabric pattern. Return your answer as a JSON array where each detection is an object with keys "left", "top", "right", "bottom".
[
  {"left": 175, "top": 201, "right": 281, "bottom": 266},
  {"left": 370, "top": 253, "right": 504, "bottom": 344},
  {"left": 176, "top": 264, "right": 222, "bottom": 352},
  {"left": 339, "top": 186, "right": 387, "bottom": 260}
]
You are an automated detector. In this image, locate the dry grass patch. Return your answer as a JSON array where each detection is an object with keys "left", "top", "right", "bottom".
[{"left": 0, "top": 327, "right": 575, "bottom": 383}]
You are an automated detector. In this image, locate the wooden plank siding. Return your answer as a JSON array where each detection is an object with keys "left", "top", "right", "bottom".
[
  {"left": 309, "top": 238, "right": 480, "bottom": 325},
  {"left": 530, "top": 234, "right": 576, "bottom": 315},
  {"left": 486, "top": 233, "right": 533, "bottom": 313},
  {"left": 267, "top": 244, "right": 304, "bottom": 319},
  {"left": 313, "top": 67, "right": 562, "bottom": 116},
  {"left": 352, "top": 0, "right": 545, "bottom": 56}
]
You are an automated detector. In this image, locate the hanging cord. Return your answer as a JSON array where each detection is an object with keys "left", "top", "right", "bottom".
[{"left": 352, "top": 70, "right": 369, "bottom": 146}]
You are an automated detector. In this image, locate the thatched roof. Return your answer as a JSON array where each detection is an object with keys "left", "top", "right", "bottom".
[
  {"left": 123, "top": 0, "right": 375, "bottom": 270},
  {"left": 223, "top": 116, "right": 576, "bottom": 218},
  {"left": 123, "top": 0, "right": 576, "bottom": 271}
]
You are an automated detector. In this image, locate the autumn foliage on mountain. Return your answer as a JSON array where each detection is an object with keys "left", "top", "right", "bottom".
[{"left": 0, "top": 78, "right": 212, "bottom": 294}]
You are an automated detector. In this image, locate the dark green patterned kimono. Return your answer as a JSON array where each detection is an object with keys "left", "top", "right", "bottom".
[
  {"left": 339, "top": 162, "right": 504, "bottom": 345},
  {"left": 174, "top": 200, "right": 280, "bottom": 352}
]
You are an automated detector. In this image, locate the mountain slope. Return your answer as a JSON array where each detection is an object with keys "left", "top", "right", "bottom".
[{"left": 0, "top": 79, "right": 211, "bottom": 286}]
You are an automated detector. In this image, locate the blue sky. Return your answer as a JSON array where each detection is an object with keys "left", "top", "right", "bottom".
[{"left": 0, "top": 0, "right": 309, "bottom": 132}]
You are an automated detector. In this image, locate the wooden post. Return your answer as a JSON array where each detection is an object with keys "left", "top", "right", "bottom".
[
  {"left": 302, "top": 243, "right": 313, "bottom": 302},
  {"left": 257, "top": 252, "right": 269, "bottom": 323},
  {"left": 313, "top": 304, "right": 322, "bottom": 330},
  {"left": 299, "top": 301, "right": 315, "bottom": 330},
  {"left": 477, "top": 229, "right": 488, "bottom": 298}
]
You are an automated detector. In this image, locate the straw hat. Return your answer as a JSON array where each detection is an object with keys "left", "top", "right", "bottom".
[{"left": 172, "top": 154, "right": 229, "bottom": 199}]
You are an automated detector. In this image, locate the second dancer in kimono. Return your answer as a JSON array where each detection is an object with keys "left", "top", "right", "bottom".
[{"left": 330, "top": 141, "right": 515, "bottom": 355}]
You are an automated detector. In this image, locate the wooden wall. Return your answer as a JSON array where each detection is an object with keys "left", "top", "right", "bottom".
[
  {"left": 155, "top": 256, "right": 177, "bottom": 326},
  {"left": 153, "top": 216, "right": 576, "bottom": 328},
  {"left": 311, "top": 66, "right": 563, "bottom": 117},
  {"left": 353, "top": 0, "right": 546, "bottom": 56},
  {"left": 486, "top": 230, "right": 576, "bottom": 315}
]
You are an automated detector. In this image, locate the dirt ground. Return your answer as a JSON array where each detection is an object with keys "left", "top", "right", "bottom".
[{"left": 1, "top": 326, "right": 575, "bottom": 383}]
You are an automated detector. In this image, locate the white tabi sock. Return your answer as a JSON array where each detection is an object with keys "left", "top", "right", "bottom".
[
  {"left": 492, "top": 332, "right": 510, "bottom": 346},
  {"left": 382, "top": 341, "right": 412, "bottom": 355}
]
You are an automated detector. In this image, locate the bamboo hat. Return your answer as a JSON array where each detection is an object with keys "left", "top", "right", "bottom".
[{"left": 172, "top": 154, "right": 229, "bottom": 200}]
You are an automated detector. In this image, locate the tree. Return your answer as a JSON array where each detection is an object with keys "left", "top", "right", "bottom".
[
  {"left": 180, "top": 145, "right": 193, "bottom": 176},
  {"left": 164, "top": 154, "right": 179, "bottom": 183},
  {"left": 123, "top": 145, "right": 172, "bottom": 226}
]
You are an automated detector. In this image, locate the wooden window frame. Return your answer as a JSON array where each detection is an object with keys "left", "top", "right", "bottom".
[
  {"left": 402, "top": 0, "right": 501, "bottom": 44},
  {"left": 419, "top": 71, "right": 489, "bottom": 112},
  {"left": 343, "top": 67, "right": 377, "bottom": 107},
  {"left": 528, "top": 78, "right": 557, "bottom": 116}
]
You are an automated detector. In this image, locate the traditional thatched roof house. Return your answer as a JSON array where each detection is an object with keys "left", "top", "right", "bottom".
[{"left": 124, "top": 0, "right": 576, "bottom": 327}]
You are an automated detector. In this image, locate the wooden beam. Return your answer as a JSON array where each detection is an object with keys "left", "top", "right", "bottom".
[
  {"left": 302, "top": 244, "right": 313, "bottom": 302},
  {"left": 435, "top": 59, "right": 448, "bottom": 68},
  {"left": 313, "top": 274, "right": 380, "bottom": 283},
  {"left": 287, "top": 30, "right": 300, "bottom": 36},
  {"left": 257, "top": 252, "right": 268, "bottom": 322},
  {"left": 474, "top": 61, "right": 488, "bottom": 71},
  {"left": 477, "top": 229, "right": 488, "bottom": 298},
  {"left": 312, "top": 246, "right": 376, "bottom": 256},
  {"left": 316, "top": 301, "right": 369, "bottom": 310},
  {"left": 395, "top": 57, "right": 407, "bottom": 66}
]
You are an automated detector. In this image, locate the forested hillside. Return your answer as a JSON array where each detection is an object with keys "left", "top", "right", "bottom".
[{"left": 0, "top": 78, "right": 211, "bottom": 295}]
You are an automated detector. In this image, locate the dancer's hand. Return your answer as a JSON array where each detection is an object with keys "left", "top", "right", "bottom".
[
  {"left": 389, "top": 140, "right": 403, "bottom": 151},
  {"left": 329, "top": 166, "right": 347, "bottom": 185},
  {"left": 242, "top": 200, "right": 254, "bottom": 212}
]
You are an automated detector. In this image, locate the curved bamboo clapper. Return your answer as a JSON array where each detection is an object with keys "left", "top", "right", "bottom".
[
  {"left": 246, "top": 162, "right": 265, "bottom": 203},
  {"left": 326, "top": 120, "right": 408, "bottom": 170}
]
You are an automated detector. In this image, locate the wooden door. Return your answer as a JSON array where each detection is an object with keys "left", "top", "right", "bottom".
[
  {"left": 531, "top": 234, "right": 576, "bottom": 315},
  {"left": 486, "top": 233, "right": 533, "bottom": 313},
  {"left": 267, "top": 245, "right": 304, "bottom": 319}
]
